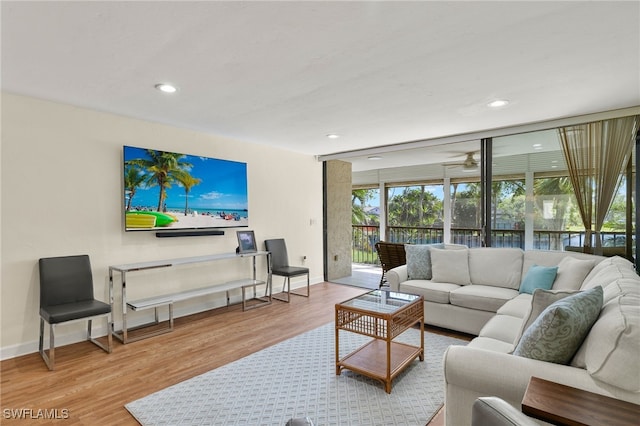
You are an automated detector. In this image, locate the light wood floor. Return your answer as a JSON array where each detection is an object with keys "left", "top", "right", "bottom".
[{"left": 1, "top": 283, "right": 466, "bottom": 425}]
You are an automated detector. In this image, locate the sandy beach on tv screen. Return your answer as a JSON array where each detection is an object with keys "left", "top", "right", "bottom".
[
  {"left": 128, "top": 210, "right": 248, "bottom": 230},
  {"left": 168, "top": 212, "right": 247, "bottom": 229}
]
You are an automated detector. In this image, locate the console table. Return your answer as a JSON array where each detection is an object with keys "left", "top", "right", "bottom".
[
  {"left": 521, "top": 376, "right": 640, "bottom": 426},
  {"left": 109, "top": 251, "right": 272, "bottom": 343}
]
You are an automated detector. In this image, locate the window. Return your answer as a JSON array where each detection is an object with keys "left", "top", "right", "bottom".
[{"left": 387, "top": 184, "right": 444, "bottom": 243}]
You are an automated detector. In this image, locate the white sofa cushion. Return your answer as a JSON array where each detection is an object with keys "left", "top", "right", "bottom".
[
  {"left": 552, "top": 256, "right": 596, "bottom": 291},
  {"left": 469, "top": 248, "right": 524, "bottom": 289},
  {"left": 602, "top": 276, "right": 640, "bottom": 304},
  {"left": 479, "top": 314, "right": 523, "bottom": 346},
  {"left": 513, "top": 286, "right": 603, "bottom": 364},
  {"left": 399, "top": 280, "right": 460, "bottom": 304},
  {"left": 581, "top": 256, "right": 637, "bottom": 290},
  {"left": 496, "top": 294, "right": 532, "bottom": 318},
  {"left": 430, "top": 247, "right": 471, "bottom": 285},
  {"left": 522, "top": 250, "right": 603, "bottom": 276},
  {"left": 582, "top": 257, "right": 621, "bottom": 288},
  {"left": 571, "top": 290, "right": 640, "bottom": 392},
  {"left": 467, "top": 336, "right": 515, "bottom": 353},
  {"left": 450, "top": 285, "right": 519, "bottom": 313}
]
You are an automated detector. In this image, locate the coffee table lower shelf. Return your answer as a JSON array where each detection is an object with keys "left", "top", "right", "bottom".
[{"left": 336, "top": 338, "right": 423, "bottom": 393}]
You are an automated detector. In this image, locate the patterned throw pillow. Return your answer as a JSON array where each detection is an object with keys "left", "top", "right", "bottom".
[
  {"left": 512, "top": 288, "right": 580, "bottom": 347},
  {"left": 519, "top": 264, "right": 558, "bottom": 294},
  {"left": 405, "top": 243, "right": 444, "bottom": 280},
  {"left": 513, "top": 286, "right": 603, "bottom": 364}
]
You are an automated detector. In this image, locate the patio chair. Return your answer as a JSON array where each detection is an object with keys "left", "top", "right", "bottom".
[{"left": 374, "top": 241, "right": 407, "bottom": 288}]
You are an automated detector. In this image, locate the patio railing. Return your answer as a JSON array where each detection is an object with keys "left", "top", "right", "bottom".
[{"left": 352, "top": 225, "right": 628, "bottom": 265}]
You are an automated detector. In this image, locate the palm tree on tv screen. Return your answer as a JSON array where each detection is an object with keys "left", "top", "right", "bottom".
[
  {"left": 124, "top": 165, "right": 146, "bottom": 211},
  {"left": 126, "top": 150, "right": 194, "bottom": 212},
  {"left": 175, "top": 172, "right": 202, "bottom": 216}
]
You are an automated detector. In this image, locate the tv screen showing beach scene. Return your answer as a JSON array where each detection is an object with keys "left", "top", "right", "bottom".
[{"left": 123, "top": 145, "right": 248, "bottom": 231}]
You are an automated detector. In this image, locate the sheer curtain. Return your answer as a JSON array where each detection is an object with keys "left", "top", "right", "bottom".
[{"left": 558, "top": 115, "right": 638, "bottom": 254}]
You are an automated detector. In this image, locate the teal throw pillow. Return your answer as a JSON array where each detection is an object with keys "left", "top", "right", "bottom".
[
  {"left": 519, "top": 264, "right": 558, "bottom": 294},
  {"left": 405, "top": 243, "right": 444, "bottom": 280},
  {"left": 513, "top": 286, "right": 603, "bottom": 364}
]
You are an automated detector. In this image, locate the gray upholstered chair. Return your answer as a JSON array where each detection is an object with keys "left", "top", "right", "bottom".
[
  {"left": 39, "top": 255, "right": 112, "bottom": 370},
  {"left": 265, "top": 238, "right": 309, "bottom": 302},
  {"left": 472, "top": 397, "right": 545, "bottom": 426}
]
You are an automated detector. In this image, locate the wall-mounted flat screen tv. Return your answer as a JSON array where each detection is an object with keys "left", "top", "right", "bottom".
[{"left": 123, "top": 145, "right": 248, "bottom": 231}]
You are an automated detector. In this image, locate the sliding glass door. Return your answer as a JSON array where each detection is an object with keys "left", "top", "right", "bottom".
[{"left": 347, "top": 115, "right": 637, "bottom": 275}]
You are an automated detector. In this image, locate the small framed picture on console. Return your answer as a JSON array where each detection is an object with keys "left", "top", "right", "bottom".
[{"left": 236, "top": 230, "right": 257, "bottom": 254}]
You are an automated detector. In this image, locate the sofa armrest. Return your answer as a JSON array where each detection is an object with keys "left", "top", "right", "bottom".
[
  {"left": 386, "top": 265, "right": 408, "bottom": 291},
  {"left": 472, "top": 397, "right": 545, "bottom": 426},
  {"left": 443, "top": 345, "right": 633, "bottom": 426}
]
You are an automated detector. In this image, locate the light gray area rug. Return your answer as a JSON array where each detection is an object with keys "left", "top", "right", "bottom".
[{"left": 125, "top": 323, "right": 466, "bottom": 426}]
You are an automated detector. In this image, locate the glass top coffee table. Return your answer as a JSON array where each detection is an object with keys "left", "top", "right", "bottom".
[{"left": 335, "top": 289, "right": 424, "bottom": 393}]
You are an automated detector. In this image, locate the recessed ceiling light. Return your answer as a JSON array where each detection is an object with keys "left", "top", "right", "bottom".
[
  {"left": 368, "top": 156, "right": 382, "bottom": 160},
  {"left": 155, "top": 83, "right": 177, "bottom": 93},
  {"left": 533, "top": 143, "right": 543, "bottom": 150},
  {"left": 326, "top": 134, "right": 340, "bottom": 139},
  {"left": 487, "top": 99, "right": 509, "bottom": 108}
]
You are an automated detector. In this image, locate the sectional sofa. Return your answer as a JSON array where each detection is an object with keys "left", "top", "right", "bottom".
[{"left": 387, "top": 245, "right": 640, "bottom": 426}]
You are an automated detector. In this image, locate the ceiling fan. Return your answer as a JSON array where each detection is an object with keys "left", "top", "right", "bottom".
[{"left": 445, "top": 152, "right": 479, "bottom": 172}]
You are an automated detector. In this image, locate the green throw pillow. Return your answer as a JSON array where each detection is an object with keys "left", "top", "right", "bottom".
[
  {"left": 405, "top": 243, "right": 444, "bottom": 280},
  {"left": 513, "top": 286, "right": 603, "bottom": 364},
  {"left": 519, "top": 264, "right": 558, "bottom": 294}
]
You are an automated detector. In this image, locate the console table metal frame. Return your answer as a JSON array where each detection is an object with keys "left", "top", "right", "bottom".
[{"left": 109, "top": 251, "right": 271, "bottom": 344}]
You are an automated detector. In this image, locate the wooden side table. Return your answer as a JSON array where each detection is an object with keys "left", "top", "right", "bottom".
[
  {"left": 521, "top": 376, "right": 640, "bottom": 426},
  {"left": 335, "top": 290, "right": 424, "bottom": 393}
]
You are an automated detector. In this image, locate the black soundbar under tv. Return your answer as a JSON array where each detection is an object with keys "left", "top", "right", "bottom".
[{"left": 155, "top": 230, "right": 225, "bottom": 238}]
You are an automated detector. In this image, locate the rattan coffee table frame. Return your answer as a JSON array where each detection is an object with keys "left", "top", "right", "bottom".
[{"left": 335, "top": 291, "right": 424, "bottom": 393}]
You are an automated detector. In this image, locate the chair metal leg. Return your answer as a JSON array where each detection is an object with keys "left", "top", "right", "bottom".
[
  {"left": 39, "top": 318, "right": 44, "bottom": 355},
  {"left": 87, "top": 316, "right": 112, "bottom": 354},
  {"left": 39, "top": 318, "right": 55, "bottom": 371},
  {"left": 273, "top": 277, "right": 291, "bottom": 303},
  {"left": 290, "top": 273, "right": 310, "bottom": 298}
]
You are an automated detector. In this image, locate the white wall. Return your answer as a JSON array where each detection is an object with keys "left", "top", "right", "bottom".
[{"left": 0, "top": 93, "right": 324, "bottom": 359}]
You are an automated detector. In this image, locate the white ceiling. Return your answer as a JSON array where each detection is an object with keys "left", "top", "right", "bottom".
[{"left": 2, "top": 1, "right": 639, "bottom": 168}]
